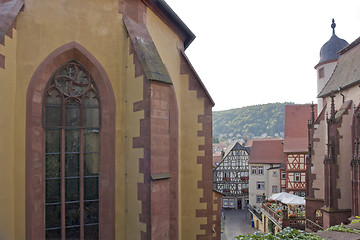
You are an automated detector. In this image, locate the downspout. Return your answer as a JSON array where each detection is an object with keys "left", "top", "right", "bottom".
[{"left": 338, "top": 86, "right": 345, "bottom": 103}]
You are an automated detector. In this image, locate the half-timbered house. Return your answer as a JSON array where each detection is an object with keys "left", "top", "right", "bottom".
[
  {"left": 284, "top": 104, "right": 315, "bottom": 197},
  {"left": 213, "top": 142, "right": 251, "bottom": 209}
]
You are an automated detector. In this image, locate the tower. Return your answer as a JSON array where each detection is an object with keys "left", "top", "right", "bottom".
[{"left": 315, "top": 19, "right": 348, "bottom": 113}]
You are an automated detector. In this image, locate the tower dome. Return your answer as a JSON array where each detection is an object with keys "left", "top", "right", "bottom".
[{"left": 318, "top": 19, "right": 348, "bottom": 65}]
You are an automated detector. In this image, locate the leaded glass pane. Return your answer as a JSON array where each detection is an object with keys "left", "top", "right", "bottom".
[
  {"left": 84, "top": 130, "right": 99, "bottom": 152},
  {"left": 65, "top": 203, "right": 80, "bottom": 226},
  {"left": 46, "top": 154, "right": 60, "bottom": 178},
  {"left": 65, "top": 129, "right": 80, "bottom": 152},
  {"left": 84, "top": 177, "right": 98, "bottom": 200},
  {"left": 65, "top": 154, "right": 79, "bottom": 177},
  {"left": 66, "top": 227, "right": 80, "bottom": 240},
  {"left": 46, "top": 204, "right": 61, "bottom": 229},
  {"left": 72, "top": 84, "right": 85, "bottom": 97},
  {"left": 46, "top": 106, "right": 62, "bottom": 127},
  {"left": 76, "top": 69, "right": 89, "bottom": 84},
  {"left": 44, "top": 61, "right": 100, "bottom": 239},
  {"left": 46, "top": 130, "right": 61, "bottom": 153},
  {"left": 84, "top": 108, "right": 99, "bottom": 128},
  {"left": 56, "top": 77, "right": 71, "bottom": 95},
  {"left": 46, "top": 179, "right": 60, "bottom": 203},
  {"left": 84, "top": 225, "right": 99, "bottom": 240},
  {"left": 65, "top": 178, "right": 79, "bottom": 202},
  {"left": 46, "top": 89, "right": 62, "bottom": 105},
  {"left": 84, "top": 201, "right": 99, "bottom": 224},
  {"left": 84, "top": 91, "right": 98, "bottom": 106},
  {"left": 84, "top": 153, "right": 99, "bottom": 176},
  {"left": 65, "top": 105, "right": 80, "bottom": 127},
  {"left": 46, "top": 229, "right": 61, "bottom": 240}
]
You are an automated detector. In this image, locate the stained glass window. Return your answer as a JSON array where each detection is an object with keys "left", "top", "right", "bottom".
[{"left": 44, "top": 61, "right": 100, "bottom": 240}]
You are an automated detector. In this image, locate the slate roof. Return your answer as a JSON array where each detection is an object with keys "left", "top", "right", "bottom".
[
  {"left": 284, "top": 104, "right": 315, "bottom": 153},
  {"left": 317, "top": 19, "right": 348, "bottom": 66},
  {"left": 248, "top": 139, "right": 284, "bottom": 164},
  {"left": 0, "top": 0, "right": 24, "bottom": 43},
  {"left": 319, "top": 37, "right": 360, "bottom": 98},
  {"left": 124, "top": 17, "right": 172, "bottom": 85},
  {"left": 222, "top": 142, "right": 251, "bottom": 159}
]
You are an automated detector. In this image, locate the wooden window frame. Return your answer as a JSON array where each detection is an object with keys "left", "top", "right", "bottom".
[
  {"left": 256, "top": 181, "right": 265, "bottom": 190},
  {"left": 281, "top": 171, "right": 286, "bottom": 180},
  {"left": 258, "top": 166, "right": 264, "bottom": 175}
]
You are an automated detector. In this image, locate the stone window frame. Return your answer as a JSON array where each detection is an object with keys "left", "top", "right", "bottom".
[{"left": 26, "top": 42, "right": 115, "bottom": 240}]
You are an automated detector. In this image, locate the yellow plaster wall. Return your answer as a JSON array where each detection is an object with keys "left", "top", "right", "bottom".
[
  {"left": 146, "top": 9, "right": 207, "bottom": 239},
  {"left": 0, "top": 29, "right": 17, "bottom": 240},
  {"left": 123, "top": 40, "right": 147, "bottom": 239},
  {"left": 212, "top": 192, "right": 218, "bottom": 238},
  {"left": 9, "top": 0, "right": 130, "bottom": 238},
  {"left": 178, "top": 74, "right": 206, "bottom": 238}
]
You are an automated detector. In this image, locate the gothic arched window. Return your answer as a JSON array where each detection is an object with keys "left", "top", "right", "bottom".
[{"left": 43, "top": 61, "right": 100, "bottom": 239}]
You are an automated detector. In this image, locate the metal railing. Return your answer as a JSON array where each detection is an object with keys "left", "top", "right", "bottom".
[
  {"left": 261, "top": 202, "right": 306, "bottom": 230},
  {"left": 248, "top": 205, "right": 262, "bottom": 221},
  {"left": 262, "top": 203, "right": 283, "bottom": 224}
]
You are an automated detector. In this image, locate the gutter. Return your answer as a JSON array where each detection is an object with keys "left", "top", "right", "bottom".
[{"left": 151, "top": 0, "right": 195, "bottom": 49}]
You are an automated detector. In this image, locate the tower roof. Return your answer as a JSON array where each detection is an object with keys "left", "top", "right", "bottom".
[{"left": 317, "top": 19, "right": 348, "bottom": 66}]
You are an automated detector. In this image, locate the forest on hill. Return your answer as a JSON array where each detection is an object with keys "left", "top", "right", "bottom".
[{"left": 213, "top": 102, "right": 294, "bottom": 142}]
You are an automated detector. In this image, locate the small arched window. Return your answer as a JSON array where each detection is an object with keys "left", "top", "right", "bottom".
[{"left": 43, "top": 60, "right": 100, "bottom": 239}]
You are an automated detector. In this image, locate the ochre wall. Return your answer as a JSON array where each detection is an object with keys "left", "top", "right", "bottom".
[
  {"left": 0, "top": 24, "right": 17, "bottom": 240},
  {"left": 0, "top": 0, "right": 215, "bottom": 239},
  {"left": 146, "top": 9, "right": 209, "bottom": 239},
  {"left": 124, "top": 41, "right": 146, "bottom": 239},
  {"left": 3, "top": 0, "right": 128, "bottom": 238}
]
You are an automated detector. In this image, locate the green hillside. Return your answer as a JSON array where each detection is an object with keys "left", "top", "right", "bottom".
[{"left": 213, "top": 102, "right": 295, "bottom": 142}]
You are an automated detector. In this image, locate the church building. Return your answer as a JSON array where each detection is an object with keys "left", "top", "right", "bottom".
[
  {"left": 307, "top": 19, "right": 360, "bottom": 229},
  {"left": 0, "top": 0, "right": 220, "bottom": 239}
]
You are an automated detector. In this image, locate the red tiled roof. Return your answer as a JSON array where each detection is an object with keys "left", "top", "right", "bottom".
[
  {"left": 245, "top": 137, "right": 282, "bottom": 148},
  {"left": 248, "top": 139, "right": 284, "bottom": 164},
  {"left": 284, "top": 104, "right": 316, "bottom": 153},
  {"left": 244, "top": 139, "right": 254, "bottom": 147},
  {"left": 212, "top": 152, "right": 222, "bottom": 167}
]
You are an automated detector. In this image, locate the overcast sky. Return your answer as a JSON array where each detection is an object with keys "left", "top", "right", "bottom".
[{"left": 165, "top": 0, "right": 360, "bottom": 111}]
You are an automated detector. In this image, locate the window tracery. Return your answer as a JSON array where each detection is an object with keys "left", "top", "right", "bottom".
[{"left": 44, "top": 61, "right": 100, "bottom": 239}]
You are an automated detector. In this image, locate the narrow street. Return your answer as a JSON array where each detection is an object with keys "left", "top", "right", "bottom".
[{"left": 221, "top": 209, "right": 257, "bottom": 240}]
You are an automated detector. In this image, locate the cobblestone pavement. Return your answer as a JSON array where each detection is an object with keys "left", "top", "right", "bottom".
[{"left": 221, "top": 209, "right": 257, "bottom": 240}]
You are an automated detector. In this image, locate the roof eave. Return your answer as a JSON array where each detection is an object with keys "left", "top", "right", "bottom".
[
  {"left": 0, "top": 0, "right": 24, "bottom": 43},
  {"left": 148, "top": 0, "right": 195, "bottom": 49},
  {"left": 318, "top": 79, "right": 360, "bottom": 98}
]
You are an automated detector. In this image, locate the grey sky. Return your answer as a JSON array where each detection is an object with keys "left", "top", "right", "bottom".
[{"left": 166, "top": 0, "right": 360, "bottom": 111}]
